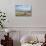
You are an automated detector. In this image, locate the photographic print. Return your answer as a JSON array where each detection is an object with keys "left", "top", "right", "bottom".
[{"left": 16, "top": 4, "right": 32, "bottom": 16}]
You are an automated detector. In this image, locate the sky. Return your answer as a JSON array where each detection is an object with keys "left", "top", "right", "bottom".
[{"left": 16, "top": 5, "right": 32, "bottom": 11}]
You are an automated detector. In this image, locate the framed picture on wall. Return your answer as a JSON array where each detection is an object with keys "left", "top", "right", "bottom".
[{"left": 16, "top": 4, "right": 32, "bottom": 16}]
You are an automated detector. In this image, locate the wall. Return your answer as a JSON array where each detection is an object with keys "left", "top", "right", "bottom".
[
  {"left": 0, "top": 0, "right": 46, "bottom": 28},
  {"left": 9, "top": 0, "right": 46, "bottom": 27}
]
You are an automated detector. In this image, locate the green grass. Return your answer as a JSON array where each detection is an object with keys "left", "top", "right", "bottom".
[
  {"left": 16, "top": 11, "right": 25, "bottom": 16},
  {"left": 16, "top": 11, "right": 32, "bottom": 16}
]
